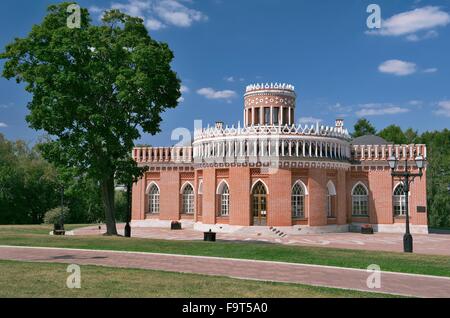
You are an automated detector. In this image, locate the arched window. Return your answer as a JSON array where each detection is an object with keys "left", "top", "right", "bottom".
[
  {"left": 352, "top": 183, "right": 368, "bottom": 216},
  {"left": 292, "top": 182, "right": 306, "bottom": 218},
  {"left": 148, "top": 184, "right": 160, "bottom": 214},
  {"left": 182, "top": 184, "right": 194, "bottom": 214},
  {"left": 326, "top": 181, "right": 336, "bottom": 218},
  {"left": 219, "top": 184, "right": 230, "bottom": 216},
  {"left": 393, "top": 183, "right": 407, "bottom": 216}
]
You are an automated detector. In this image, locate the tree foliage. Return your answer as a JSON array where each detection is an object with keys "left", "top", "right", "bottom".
[
  {"left": 1, "top": 3, "right": 181, "bottom": 234},
  {"left": 0, "top": 133, "right": 105, "bottom": 224},
  {"left": 378, "top": 125, "right": 407, "bottom": 144},
  {"left": 351, "top": 118, "right": 377, "bottom": 138}
]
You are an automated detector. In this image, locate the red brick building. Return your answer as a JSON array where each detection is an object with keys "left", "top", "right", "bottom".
[{"left": 132, "top": 83, "right": 428, "bottom": 234}]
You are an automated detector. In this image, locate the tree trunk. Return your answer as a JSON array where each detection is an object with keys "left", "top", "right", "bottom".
[{"left": 101, "top": 174, "right": 118, "bottom": 235}]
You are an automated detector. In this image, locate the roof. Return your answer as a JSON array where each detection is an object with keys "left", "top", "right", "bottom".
[{"left": 351, "top": 135, "right": 392, "bottom": 145}]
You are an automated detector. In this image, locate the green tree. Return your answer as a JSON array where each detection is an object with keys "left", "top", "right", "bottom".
[
  {"left": 1, "top": 4, "right": 181, "bottom": 234},
  {"left": 404, "top": 128, "right": 419, "bottom": 144},
  {"left": 378, "top": 125, "right": 407, "bottom": 144},
  {"left": 352, "top": 118, "right": 376, "bottom": 138},
  {"left": 419, "top": 129, "right": 450, "bottom": 228}
]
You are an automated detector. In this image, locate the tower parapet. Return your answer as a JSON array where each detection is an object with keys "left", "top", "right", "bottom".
[{"left": 244, "top": 82, "right": 296, "bottom": 127}]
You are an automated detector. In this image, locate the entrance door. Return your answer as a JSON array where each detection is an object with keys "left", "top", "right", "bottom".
[{"left": 252, "top": 182, "right": 267, "bottom": 226}]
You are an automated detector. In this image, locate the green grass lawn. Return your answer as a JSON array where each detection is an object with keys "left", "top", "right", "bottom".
[
  {"left": 0, "top": 260, "right": 397, "bottom": 298},
  {"left": 1, "top": 224, "right": 450, "bottom": 278},
  {"left": 0, "top": 224, "right": 89, "bottom": 235}
]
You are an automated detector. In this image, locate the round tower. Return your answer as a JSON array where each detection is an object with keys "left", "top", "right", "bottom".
[{"left": 243, "top": 83, "right": 296, "bottom": 127}]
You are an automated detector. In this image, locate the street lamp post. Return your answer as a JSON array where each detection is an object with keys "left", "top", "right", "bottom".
[
  {"left": 387, "top": 155, "right": 425, "bottom": 253},
  {"left": 60, "top": 184, "right": 65, "bottom": 231}
]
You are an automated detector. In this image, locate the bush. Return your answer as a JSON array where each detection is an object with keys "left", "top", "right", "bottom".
[{"left": 43, "top": 206, "right": 69, "bottom": 224}]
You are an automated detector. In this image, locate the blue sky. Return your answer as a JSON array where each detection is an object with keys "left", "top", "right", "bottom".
[{"left": 0, "top": 0, "right": 449, "bottom": 146}]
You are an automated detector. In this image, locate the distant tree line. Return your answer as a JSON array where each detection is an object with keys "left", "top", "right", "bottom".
[
  {"left": 353, "top": 118, "right": 450, "bottom": 228},
  {"left": 0, "top": 133, "right": 128, "bottom": 224}
]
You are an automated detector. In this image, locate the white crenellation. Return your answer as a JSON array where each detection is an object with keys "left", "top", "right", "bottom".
[{"left": 246, "top": 83, "right": 295, "bottom": 93}]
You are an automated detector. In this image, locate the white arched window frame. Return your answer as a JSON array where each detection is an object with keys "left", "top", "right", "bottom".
[
  {"left": 198, "top": 180, "right": 203, "bottom": 195},
  {"left": 181, "top": 182, "right": 194, "bottom": 214},
  {"left": 393, "top": 182, "right": 407, "bottom": 217},
  {"left": 326, "top": 181, "right": 336, "bottom": 218},
  {"left": 352, "top": 182, "right": 369, "bottom": 216},
  {"left": 146, "top": 182, "right": 160, "bottom": 214},
  {"left": 217, "top": 180, "right": 230, "bottom": 217},
  {"left": 292, "top": 180, "right": 308, "bottom": 218}
]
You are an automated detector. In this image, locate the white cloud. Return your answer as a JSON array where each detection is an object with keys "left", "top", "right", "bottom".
[
  {"left": 423, "top": 67, "right": 438, "bottom": 73},
  {"left": 368, "top": 6, "right": 450, "bottom": 40},
  {"left": 180, "top": 85, "right": 189, "bottom": 93},
  {"left": 197, "top": 88, "right": 237, "bottom": 100},
  {"left": 298, "top": 117, "right": 323, "bottom": 125},
  {"left": 328, "top": 102, "right": 353, "bottom": 114},
  {"left": 356, "top": 103, "right": 410, "bottom": 117},
  {"left": 111, "top": 0, "right": 150, "bottom": 18},
  {"left": 434, "top": 100, "right": 450, "bottom": 117},
  {"left": 224, "top": 76, "right": 245, "bottom": 83},
  {"left": 177, "top": 97, "right": 185, "bottom": 103},
  {"left": 95, "top": 0, "right": 207, "bottom": 31},
  {"left": 89, "top": 6, "right": 105, "bottom": 14},
  {"left": 155, "top": 0, "right": 207, "bottom": 27},
  {"left": 0, "top": 122, "right": 8, "bottom": 128},
  {"left": 145, "top": 18, "right": 166, "bottom": 30},
  {"left": 378, "top": 59, "right": 417, "bottom": 76},
  {"left": 405, "top": 30, "right": 438, "bottom": 42},
  {"left": 408, "top": 100, "right": 422, "bottom": 106}
]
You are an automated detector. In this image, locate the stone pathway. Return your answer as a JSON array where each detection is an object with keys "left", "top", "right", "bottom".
[
  {"left": 1, "top": 246, "right": 450, "bottom": 298},
  {"left": 75, "top": 224, "right": 450, "bottom": 256}
]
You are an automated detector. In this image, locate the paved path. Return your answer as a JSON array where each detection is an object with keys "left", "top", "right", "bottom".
[
  {"left": 75, "top": 225, "right": 450, "bottom": 256},
  {"left": 1, "top": 246, "right": 450, "bottom": 298}
]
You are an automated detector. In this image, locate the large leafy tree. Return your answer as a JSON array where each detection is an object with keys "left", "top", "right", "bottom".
[
  {"left": 1, "top": 3, "right": 181, "bottom": 234},
  {"left": 378, "top": 125, "right": 407, "bottom": 144},
  {"left": 351, "top": 118, "right": 376, "bottom": 138},
  {"left": 420, "top": 129, "right": 450, "bottom": 228}
]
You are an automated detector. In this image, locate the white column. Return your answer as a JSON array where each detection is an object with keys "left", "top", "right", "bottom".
[
  {"left": 288, "top": 107, "right": 292, "bottom": 125},
  {"left": 309, "top": 142, "right": 312, "bottom": 157},
  {"left": 259, "top": 107, "right": 263, "bottom": 125},
  {"left": 280, "top": 107, "right": 284, "bottom": 125},
  {"left": 302, "top": 142, "right": 306, "bottom": 157},
  {"left": 251, "top": 108, "right": 255, "bottom": 126},
  {"left": 296, "top": 141, "right": 299, "bottom": 156},
  {"left": 270, "top": 107, "right": 273, "bottom": 125}
]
